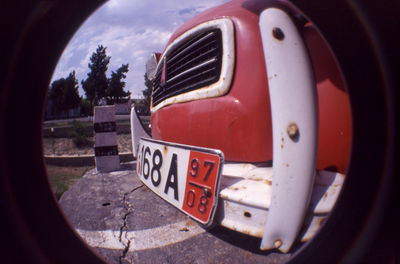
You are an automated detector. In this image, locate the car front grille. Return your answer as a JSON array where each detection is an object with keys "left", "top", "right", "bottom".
[{"left": 152, "top": 29, "right": 223, "bottom": 107}]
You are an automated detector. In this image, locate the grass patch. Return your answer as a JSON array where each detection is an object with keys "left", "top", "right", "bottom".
[
  {"left": 70, "top": 120, "right": 91, "bottom": 148},
  {"left": 46, "top": 165, "right": 92, "bottom": 200}
]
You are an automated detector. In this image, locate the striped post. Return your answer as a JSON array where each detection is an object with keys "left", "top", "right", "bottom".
[{"left": 94, "top": 105, "right": 120, "bottom": 172}]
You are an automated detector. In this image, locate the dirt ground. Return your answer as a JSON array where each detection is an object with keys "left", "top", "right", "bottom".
[{"left": 42, "top": 134, "right": 132, "bottom": 156}]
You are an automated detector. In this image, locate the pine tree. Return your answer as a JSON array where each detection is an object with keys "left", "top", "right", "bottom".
[
  {"left": 81, "top": 45, "right": 111, "bottom": 111},
  {"left": 106, "top": 64, "right": 130, "bottom": 104}
]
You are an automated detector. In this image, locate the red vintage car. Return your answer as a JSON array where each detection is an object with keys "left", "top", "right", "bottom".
[{"left": 132, "top": 0, "right": 351, "bottom": 253}]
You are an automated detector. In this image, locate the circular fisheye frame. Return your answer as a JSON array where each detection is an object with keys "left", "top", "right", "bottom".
[
  {"left": 286, "top": 0, "right": 397, "bottom": 263},
  {"left": 1, "top": 1, "right": 107, "bottom": 263},
  {"left": 0, "top": 0, "right": 397, "bottom": 264}
]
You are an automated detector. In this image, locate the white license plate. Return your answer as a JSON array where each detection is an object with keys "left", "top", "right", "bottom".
[{"left": 137, "top": 138, "right": 224, "bottom": 226}]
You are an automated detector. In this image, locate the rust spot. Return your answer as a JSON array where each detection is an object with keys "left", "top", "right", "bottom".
[
  {"left": 230, "top": 225, "right": 238, "bottom": 232},
  {"left": 285, "top": 163, "right": 289, "bottom": 167},
  {"left": 281, "top": 137, "right": 284, "bottom": 142},
  {"left": 265, "top": 179, "right": 272, "bottom": 185},
  {"left": 251, "top": 178, "right": 263, "bottom": 182},
  {"left": 318, "top": 217, "right": 327, "bottom": 227},
  {"left": 287, "top": 123, "right": 300, "bottom": 142},
  {"left": 254, "top": 230, "right": 264, "bottom": 238},
  {"left": 281, "top": 144, "right": 284, "bottom": 149},
  {"left": 228, "top": 186, "right": 240, "bottom": 191},
  {"left": 323, "top": 192, "right": 328, "bottom": 200},
  {"left": 220, "top": 193, "right": 229, "bottom": 199},
  {"left": 243, "top": 211, "right": 251, "bottom": 218},
  {"left": 232, "top": 226, "right": 262, "bottom": 237},
  {"left": 163, "top": 145, "right": 168, "bottom": 155},
  {"left": 180, "top": 227, "right": 189, "bottom": 232},
  {"left": 274, "top": 239, "right": 283, "bottom": 248}
]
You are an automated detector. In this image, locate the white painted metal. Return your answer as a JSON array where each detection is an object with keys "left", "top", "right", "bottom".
[
  {"left": 137, "top": 138, "right": 191, "bottom": 210},
  {"left": 151, "top": 18, "right": 235, "bottom": 113},
  {"left": 216, "top": 199, "right": 267, "bottom": 238},
  {"left": 216, "top": 164, "right": 343, "bottom": 243},
  {"left": 219, "top": 165, "right": 273, "bottom": 209},
  {"left": 130, "top": 106, "right": 150, "bottom": 157},
  {"left": 309, "top": 170, "right": 345, "bottom": 213},
  {"left": 259, "top": 8, "right": 318, "bottom": 252}
]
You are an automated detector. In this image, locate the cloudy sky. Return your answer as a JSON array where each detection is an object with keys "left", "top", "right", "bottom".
[{"left": 51, "top": 0, "right": 229, "bottom": 99}]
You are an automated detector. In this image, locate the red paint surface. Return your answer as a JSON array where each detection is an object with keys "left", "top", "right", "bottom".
[
  {"left": 152, "top": 0, "right": 273, "bottom": 162},
  {"left": 151, "top": 0, "right": 351, "bottom": 174},
  {"left": 304, "top": 25, "right": 352, "bottom": 173}
]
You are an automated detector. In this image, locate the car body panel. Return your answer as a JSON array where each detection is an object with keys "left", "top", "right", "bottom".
[{"left": 150, "top": 0, "right": 351, "bottom": 173}]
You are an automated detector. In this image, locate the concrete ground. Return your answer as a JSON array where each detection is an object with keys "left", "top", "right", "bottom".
[{"left": 59, "top": 162, "right": 292, "bottom": 264}]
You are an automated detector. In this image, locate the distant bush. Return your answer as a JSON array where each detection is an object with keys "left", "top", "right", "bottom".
[
  {"left": 70, "top": 120, "right": 91, "bottom": 148},
  {"left": 80, "top": 99, "right": 92, "bottom": 116}
]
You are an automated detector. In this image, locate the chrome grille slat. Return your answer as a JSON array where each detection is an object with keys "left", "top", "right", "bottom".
[
  {"left": 152, "top": 61, "right": 163, "bottom": 94},
  {"left": 167, "top": 67, "right": 217, "bottom": 93},
  {"left": 168, "top": 45, "right": 218, "bottom": 77},
  {"left": 153, "top": 67, "right": 217, "bottom": 106},
  {"left": 168, "top": 31, "right": 216, "bottom": 65},
  {"left": 167, "top": 58, "right": 217, "bottom": 84},
  {"left": 152, "top": 29, "right": 223, "bottom": 107}
]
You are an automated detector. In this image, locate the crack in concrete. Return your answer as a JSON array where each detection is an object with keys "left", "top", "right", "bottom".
[{"left": 119, "top": 184, "right": 144, "bottom": 264}]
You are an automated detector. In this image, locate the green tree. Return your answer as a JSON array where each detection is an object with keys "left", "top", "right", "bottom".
[
  {"left": 48, "top": 79, "right": 64, "bottom": 115},
  {"left": 141, "top": 73, "right": 153, "bottom": 114},
  {"left": 106, "top": 64, "right": 131, "bottom": 104},
  {"left": 48, "top": 71, "right": 80, "bottom": 115},
  {"left": 80, "top": 98, "right": 92, "bottom": 116},
  {"left": 62, "top": 71, "right": 81, "bottom": 111},
  {"left": 81, "top": 45, "right": 111, "bottom": 111}
]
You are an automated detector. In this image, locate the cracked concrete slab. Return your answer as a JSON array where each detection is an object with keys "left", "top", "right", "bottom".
[{"left": 59, "top": 162, "right": 292, "bottom": 264}]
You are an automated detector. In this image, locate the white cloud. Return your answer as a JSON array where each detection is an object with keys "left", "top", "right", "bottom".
[{"left": 51, "top": 0, "right": 229, "bottom": 98}]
